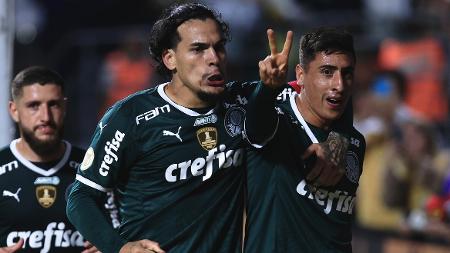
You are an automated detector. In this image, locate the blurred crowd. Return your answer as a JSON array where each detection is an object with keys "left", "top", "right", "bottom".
[{"left": 11, "top": 0, "right": 450, "bottom": 252}]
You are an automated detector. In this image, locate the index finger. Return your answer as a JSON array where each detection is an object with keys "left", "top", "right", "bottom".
[
  {"left": 281, "top": 31, "right": 293, "bottom": 57},
  {"left": 267, "top": 29, "right": 277, "bottom": 56}
]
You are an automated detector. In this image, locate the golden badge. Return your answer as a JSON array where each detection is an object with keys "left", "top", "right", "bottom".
[
  {"left": 197, "top": 127, "right": 218, "bottom": 150},
  {"left": 36, "top": 185, "right": 57, "bottom": 208}
]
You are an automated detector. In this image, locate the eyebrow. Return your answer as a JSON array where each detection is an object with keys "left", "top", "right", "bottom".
[
  {"left": 190, "top": 38, "right": 226, "bottom": 47},
  {"left": 319, "top": 64, "right": 354, "bottom": 71}
]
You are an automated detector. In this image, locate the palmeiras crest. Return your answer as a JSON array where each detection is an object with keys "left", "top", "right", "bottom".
[{"left": 224, "top": 106, "right": 245, "bottom": 137}]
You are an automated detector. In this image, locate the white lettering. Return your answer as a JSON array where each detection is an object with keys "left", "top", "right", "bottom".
[
  {"left": 296, "top": 179, "right": 356, "bottom": 215},
  {"left": 165, "top": 146, "right": 245, "bottom": 182},
  {"left": 276, "top": 88, "right": 294, "bottom": 102},
  {"left": 99, "top": 130, "right": 125, "bottom": 176},
  {"left": 6, "top": 222, "right": 83, "bottom": 251},
  {"left": 136, "top": 105, "right": 170, "bottom": 125},
  {"left": 0, "top": 160, "right": 18, "bottom": 175}
]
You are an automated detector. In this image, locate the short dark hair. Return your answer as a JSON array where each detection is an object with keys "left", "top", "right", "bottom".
[
  {"left": 11, "top": 66, "right": 65, "bottom": 100},
  {"left": 299, "top": 27, "right": 355, "bottom": 71},
  {"left": 148, "top": 2, "right": 230, "bottom": 77}
]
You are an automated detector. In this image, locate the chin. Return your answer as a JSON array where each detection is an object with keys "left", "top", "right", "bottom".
[{"left": 198, "top": 90, "right": 224, "bottom": 104}]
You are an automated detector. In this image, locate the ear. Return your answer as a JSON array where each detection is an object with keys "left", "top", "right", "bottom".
[
  {"left": 162, "top": 49, "right": 176, "bottom": 71},
  {"left": 295, "top": 64, "right": 304, "bottom": 85},
  {"left": 9, "top": 101, "right": 19, "bottom": 123}
]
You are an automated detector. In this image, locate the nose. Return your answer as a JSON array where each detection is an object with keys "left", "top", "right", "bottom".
[
  {"left": 332, "top": 72, "right": 344, "bottom": 92},
  {"left": 206, "top": 47, "right": 219, "bottom": 65},
  {"left": 39, "top": 104, "right": 52, "bottom": 122}
]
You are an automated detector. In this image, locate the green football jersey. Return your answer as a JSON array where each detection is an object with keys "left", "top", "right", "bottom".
[
  {"left": 0, "top": 140, "right": 85, "bottom": 252},
  {"left": 73, "top": 82, "right": 256, "bottom": 252},
  {"left": 245, "top": 93, "right": 366, "bottom": 253}
]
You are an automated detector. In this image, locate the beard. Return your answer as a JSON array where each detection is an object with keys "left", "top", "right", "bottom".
[
  {"left": 197, "top": 89, "right": 225, "bottom": 105},
  {"left": 20, "top": 123, "right": 63, "bottom": 157}
]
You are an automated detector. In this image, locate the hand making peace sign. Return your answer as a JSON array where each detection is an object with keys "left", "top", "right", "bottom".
[{"left": 258, "top": 29, "right": 293, "bottom": 89}]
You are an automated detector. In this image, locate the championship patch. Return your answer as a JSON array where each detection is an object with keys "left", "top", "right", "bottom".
[
  {"left": 197, "top": 127, "right": 218, "bottom": 151},
  {"left": 224, "top": 106, "right": 245, "bottom": 137},
  {"left": 80, "top": 147, "right": 95, "bottom": 171},
  {"left": 345, "top": 151, "right": 360, "bottom": 183},
  {"left": 34, "top": 176, "right": 60, "bottom": 208},
  {"left": 35, "top": 185, "right": 57, "bottom": 208}
]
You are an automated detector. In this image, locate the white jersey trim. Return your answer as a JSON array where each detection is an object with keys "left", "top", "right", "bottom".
[
  {"left": 75, "top": 174, "right": 111, "bottom": 192},
  {"left": 10, "top": 139, "right": 72, "bottom": 176},
  {"left": 243, "top": 117, "right": 279, "bottom": 149},
  {"left": 157, "top": 83, "right": 215, "bottom": 116},
  {"left": 290, "top": 93, "right": 319, "bottom": 143}
]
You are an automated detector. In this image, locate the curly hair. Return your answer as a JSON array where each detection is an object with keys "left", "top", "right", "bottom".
[{"left": 148, "top": 2, "right": 230, "bottom": 77}]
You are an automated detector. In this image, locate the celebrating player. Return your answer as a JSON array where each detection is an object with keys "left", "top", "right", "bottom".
[{"left": 244, "top": 27, "right": 366, "bottom": 252}]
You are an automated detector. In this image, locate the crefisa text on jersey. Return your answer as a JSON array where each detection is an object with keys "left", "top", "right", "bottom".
[
  {"left": 6, "top": 222, "right": 84, "bottom": 252},
  {"left": 296, "top": 179, "right": 356, "bottom": 215},
  {"left": 100, "top": 130, "right": 125, "bottom": 176},
  {"left": 165, "top": 144, "right": 244, "bottom": 182}
]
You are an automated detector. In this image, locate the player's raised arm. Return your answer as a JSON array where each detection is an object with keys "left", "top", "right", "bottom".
[
  {"left": 259, "top": 29, "right": 293, "bottom": 89},
  {"left": 244, "top": 29, "right": 293, "bottom": 146}
]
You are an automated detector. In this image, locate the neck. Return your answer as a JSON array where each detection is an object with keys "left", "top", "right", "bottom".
[
  {"left": 165, "top": 81, "right": 214, "bottom": 109},
  {"left": 296, "top": 93, "right": 332, "bottom": 130},
  {"left": 16, "top": 138, "right": 65, "bottom": 162}
]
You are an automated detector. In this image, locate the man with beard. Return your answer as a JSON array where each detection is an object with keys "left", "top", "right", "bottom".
[
  {"left": 0, "top": 66, "right": 108, "bottom": 253},
  {"left": 66, "top": 2, "right": 292, "bottom": 253}
]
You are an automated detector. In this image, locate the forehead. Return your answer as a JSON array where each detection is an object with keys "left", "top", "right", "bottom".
[
  {"left": 176, "top": 18, "right": 222, "bottom": 44},
  {"left": 310, "top": 51, "right": 355, "bottom": 68},
  {"left": 19, "top": 83, "right": 64, "bottom": 101}
]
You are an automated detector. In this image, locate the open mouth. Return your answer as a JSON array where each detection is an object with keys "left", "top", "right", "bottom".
[
  {"left": 326, "top": 97, "right": 344, "bottom": 108},
  {"left": 207, "top": 74, "right": 225, "bottom": 87}
]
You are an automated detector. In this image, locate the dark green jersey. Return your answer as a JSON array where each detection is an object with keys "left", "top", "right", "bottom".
[
  {"left": 69, "top": 82, "right": 256, "bottom": 253},
  {"left": 0, "top": 140, "right": 85, "bottom": 252},
  {"left": 245, "top": 93, "right": 366, "bottom": 253}
]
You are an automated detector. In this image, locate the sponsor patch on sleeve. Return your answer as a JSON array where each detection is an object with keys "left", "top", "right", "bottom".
[{"left": 80, "top": 147, "right": 95, "bottom": 171}]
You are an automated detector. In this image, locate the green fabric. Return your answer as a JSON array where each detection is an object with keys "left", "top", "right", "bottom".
[
  {"left": 245, "top": 93, "right": 366, "bottom": 253},
  {"left": 0, "top": 141, "right": 86, "bottom": 252},
  {"left": 67, "top": 82, "right": 259, "bottom": 253}
]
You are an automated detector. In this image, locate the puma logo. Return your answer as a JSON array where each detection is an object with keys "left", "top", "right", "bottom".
[
  {"left": 99, "top": 121, "right": 108, "bottom": 133},
  {"left": 3, "top": 188, "right": 21, "bottom": 202},
  {"left": 163, "top": 126, "right": 182, "bottom": 142}
]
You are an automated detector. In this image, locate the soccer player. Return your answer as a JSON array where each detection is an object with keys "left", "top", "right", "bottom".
[
  {"left": 66, "top": 3, "right": 291, "bottom": 253},
  {"left": 0, "top": 66, "right": 103, "bottom": 252},
  {"left": 244, "top": 27, "right": 366, "bottom": 252}
]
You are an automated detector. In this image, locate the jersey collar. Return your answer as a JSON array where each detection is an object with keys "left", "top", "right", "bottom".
[{"left": 10, "top": 139, "right": 72, "bottom": 176}]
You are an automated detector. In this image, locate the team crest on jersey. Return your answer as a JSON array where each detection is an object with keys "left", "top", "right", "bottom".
[
  {"left": 197, "top": 127, "right": 217, "bottom": 150},
  {"left": 80, "top": 147, "right": 95, "bottom": 171},
  {"left": 345, "top": 151, "right": 360, "bottom": 183},
  {"left": 35, "top": 185, "right": 57, "bottom": 208},
  {"left": 34, "top": 176, "right": 60, "bottom": 208},
  {"left": 224, "top": 106, "right": 245, "bottom": 137}
]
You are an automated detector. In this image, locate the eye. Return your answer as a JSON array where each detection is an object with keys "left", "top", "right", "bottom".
[
  {"left": 320, "top": 67, "right": 334, "bottom": 77},
  {"left": 342, "top": 69, "right": 354, "bottom": 80},
  {"left": 48, "top": 100, "right": 62, "bottom": 109},
  {"left": 214, "top": 42, "right": 226, "bottom": 54},
  {"left": 27, "top": 102, "right": 40, "bottom": 111}
]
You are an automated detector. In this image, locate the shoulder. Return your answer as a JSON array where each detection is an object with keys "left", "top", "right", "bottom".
[
  {"left": 106, "top": 87, "right": 158, "bottom": 115},
  {"left": 99, "top": 86, "right": 163, "bottom": 128}
]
